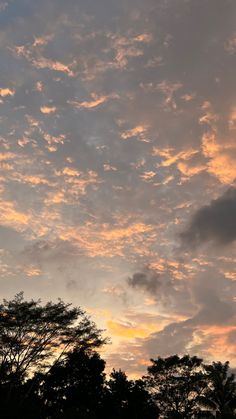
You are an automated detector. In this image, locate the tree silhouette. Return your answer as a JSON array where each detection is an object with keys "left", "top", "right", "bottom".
[
  {"left": 38, "top": 346, "right": 106, "bottom": 418},
  {"left": 105, "top": 369, "right": 131, "bottom": 418},
  {"left": 145, "top": 354, "right": 207, "bottom": 418},
  {"left": 104, "top": 369, "right": 159, "bottom": 419},
  {"left": 0, "top": 293, "right": 235, "bottom": 419},
  {"left": 0, "top": 293, "right": 105, "bottom": 418},
  {"left": 199, "top": 361, "right": 236, "bottom": 418}
]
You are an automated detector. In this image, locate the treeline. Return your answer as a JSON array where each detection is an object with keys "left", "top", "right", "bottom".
[{"left": 0, "top": 294, "right": 235, "bottom": 418}]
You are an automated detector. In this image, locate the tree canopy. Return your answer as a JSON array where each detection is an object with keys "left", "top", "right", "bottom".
[
  {"left": 144, "top": 354, "right": 207, "bottom": 418},
  {"left": 199, "top": 361, "right": 236, "bottom": 418},
  {"left": 0, "top": 293, "right": 235, "bottom": 419},
  {"left": 0, "top": 292, "right": 104, "bottom": 383}
]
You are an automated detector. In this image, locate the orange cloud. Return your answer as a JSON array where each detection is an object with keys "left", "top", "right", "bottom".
[
  {"left": 43, "top": 133, "right": 66, "bottom": 152},
  {"left": 139, "top": 80, "right": 182, "bottom": 108},
  {"left": 121, "top": 125, "right": 148, "bottom": 140},
  {"left": 13, "top": 45, "right": 75, "bottom": 77},
  {"left": 32, "top": 57, "right": 75, "bottom": 76},
  {"left": 17, "top": 137, "right": 31, "bottom": 147},
  {"left": 68, "top": 93, "right": 118, "bottom": 109},
  {"left": 0, "top": 200, "right": 30, "bottom": 230},
  {"left": 62, "top": 167, "right": 81, "bottom": 177},
  {"left": 153, "top": 147, "right": 199, "bottom": 167},
  {"left": 202, "top": 325, "right": 236, "bottom": 365},
  {"left": 0, "top": 87, "right": 15, "bottom": 97},
  {"left": 24, "top": 266, "right": 42, "bottom": 277},
  {"left": 115, "top": 45, "right": 143, "bottom": 68},
  {"left": 140, "top": 171, "right": 156, "bottom": 181},
  {"left": 103, "top": 164, "right": 117, "bottom": 171},
  {"left": 229, "top": 107, "right": 236, "bottom": 130},
  {"left": 223, "top": 271, "right": 236, "bottom": 280},
  {"left": 20, "top": 175, "right": 51, "bottom": 186},
  {"left": 58, "top": 221, "right": 154, "bottom": 258},
  {"left": 107, "top": 319, "right": 162, "bottom": 339},
  {"left": 177, "top": 161, "right": 206, "bottom": 178},
  {"left": 199, "top": 101, "right": 218, "bottom": 126},
  {"left": 45, "top": 191, "right": 66, "bottom": 205},
  {"left": 0, "top": 152, "right": 16, "bottom": 161},
  {"left": 201, "top": 132, "right": 236, "bottom": 184},
  {"left": 100, "top": 223, "right": 153, "bottom": 241},
  {"left": 33, "top": 34, "right": 54, "bottom": 47},
  {"left": 35, "top": 81, "right": 43, "bottom": 92},
  {"left": 181, "top": 93, "right": 196, "bottom": 102},
  {"left": 40, "top": 105, "right": 57, "bottom": 114},
  {"left": 133, "top": 33, "right": 153, "bottom": 43},
  {"left": 107, "top": 320, "right": 149, "bottom": 339}
]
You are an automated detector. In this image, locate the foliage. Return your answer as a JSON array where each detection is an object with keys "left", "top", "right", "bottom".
[
  {"left": 199, "top": 361, "right": 236, "bottom": 418},
  {"left": 38, "top": 347, "right": 106, "bottom": 418},
  {"left": 145, "top": 354, "right": 207, "bottom": 418},
  {"left": 0, "top": 293, "right": 105, "bottom": 418},
  {"left": 103, "top": 369, "right": 159, "bottom": 419},
  {"left": 0, "top": 292, "right": 104, "bottom": 382}
]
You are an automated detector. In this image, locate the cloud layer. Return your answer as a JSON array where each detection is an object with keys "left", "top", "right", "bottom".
[
  {"left": 0, "top": 0, "right": 235, "bottom": 377},
  {"left": 181, "top": 188, "right": 236, "bottom": 247}
]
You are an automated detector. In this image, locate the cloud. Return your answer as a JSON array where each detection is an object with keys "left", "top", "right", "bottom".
[
  {"left": 0, "top": 152, "right": 16, "bottom": 161},
  {"left": 59, "top": 222, "right": 154, "bottom": 258},
  {"left": 68, "top": 93, "right": 119, "bottom": 110},
  {"left": 128, "top": 267, "right": 193, "bottom": 317},
  {"left": 33, "top": 58, "right": 75, "bottom": 76},
  {"left": 0, "top": 87, "right": 15, "bottom": 97},
  {"left": 124, "top": 269, "right": 236, "bottom": 367},
  {"left": 128, "top": 270, "right": 162, "bottom": 294},
  {"left": 107, "top": 319, "right": 153, "bottom": 339},
  {"left": 181, "top": 187, "right": 236, "bottom": 247},
  {"left": 40, "top": 106, "right": 57, "bottom": 114},
  {"left": 225, "top": 32, "right": 236, "bottom": 54},
  {"left": 143, "top": 321, "right": 194, "bottom": 358},
  {"left": 121, "top": 125, "right": 148, "bottom": 141},
  {"left": 0, "top": 2, "right": 8, "bottom": 13},
  {"left": 152, "top": 147, "right": 199, "bottom": 167},
  {"left": 177, "top": 161, "right": 206, "bottom": 179},
  {"left": 13, "top": 45, "right": 75, "bottom": 77},
  {"left": 201, "top": 132, "right": 236, "bottom": 184},
  {"left": 0, "top": 200, "right": 30, "bottom": 231},
  {"left": 22, "top": 239, "right": 80, "bottom": 264},
  {"left": 24, "top": 266, "right": 42, "bottom": 277}
]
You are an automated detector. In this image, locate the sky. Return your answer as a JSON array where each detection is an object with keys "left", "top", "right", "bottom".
[{"left": 0, "top": 0, "right": 236, "bottom": 378}]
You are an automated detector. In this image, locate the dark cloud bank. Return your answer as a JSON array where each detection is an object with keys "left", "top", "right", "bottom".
[
  {"left": 128, "top": 267, "right": 236, "bottom": 359},
  {"left": 181, "top": 187, "right": 236, "bottom": 247}
]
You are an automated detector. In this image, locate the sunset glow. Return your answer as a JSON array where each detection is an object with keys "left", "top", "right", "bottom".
[{"left": 0, "top": 0, "right": 235, "bottom": 378}]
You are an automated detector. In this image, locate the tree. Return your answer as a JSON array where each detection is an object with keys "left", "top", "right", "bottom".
[
  {"left": 200, "top": 361, "right": 236, "bottom": 418},
  {"left": 38, "top": 346, "right": 106, "bottom": 418},
  {"left": 0, "top": 292, "right": 105, "bottom": 416},
  {"left": 0, "top": 292, "right": 104, "bottom": 381},
  {"left": 145, "top": 354, "right": 207, "bottom": 418},
  {"left": 127, "top": 379, "right": 160, "bottom": 419},
  {"left": 106, "top": 369, "right": 131, "bottom": 418},
  {"left": 103, "top": 369, "right": 159, "bottom": 419}
]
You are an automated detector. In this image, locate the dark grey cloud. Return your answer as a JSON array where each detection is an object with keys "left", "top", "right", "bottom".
[
  {"left": 181, "top": 188, "right": 236, "bottom": 247},
  {"left": 143, "top": 321, "right": 194, "bottom": 358},
  {"left": 22, "top": 239, "right": 81, "bottom": 263},
  {"left": 128, "top": 270, "right": 164, "bottom": 294},
  {"left": 142, "top": 313, "right": 236, "bottom": 364},
  {"left": 125, "top": 268, "right": 236, "bottom": 365},
  {"left": 128, "top": 268, "right": 194, "bottom": 316}
]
